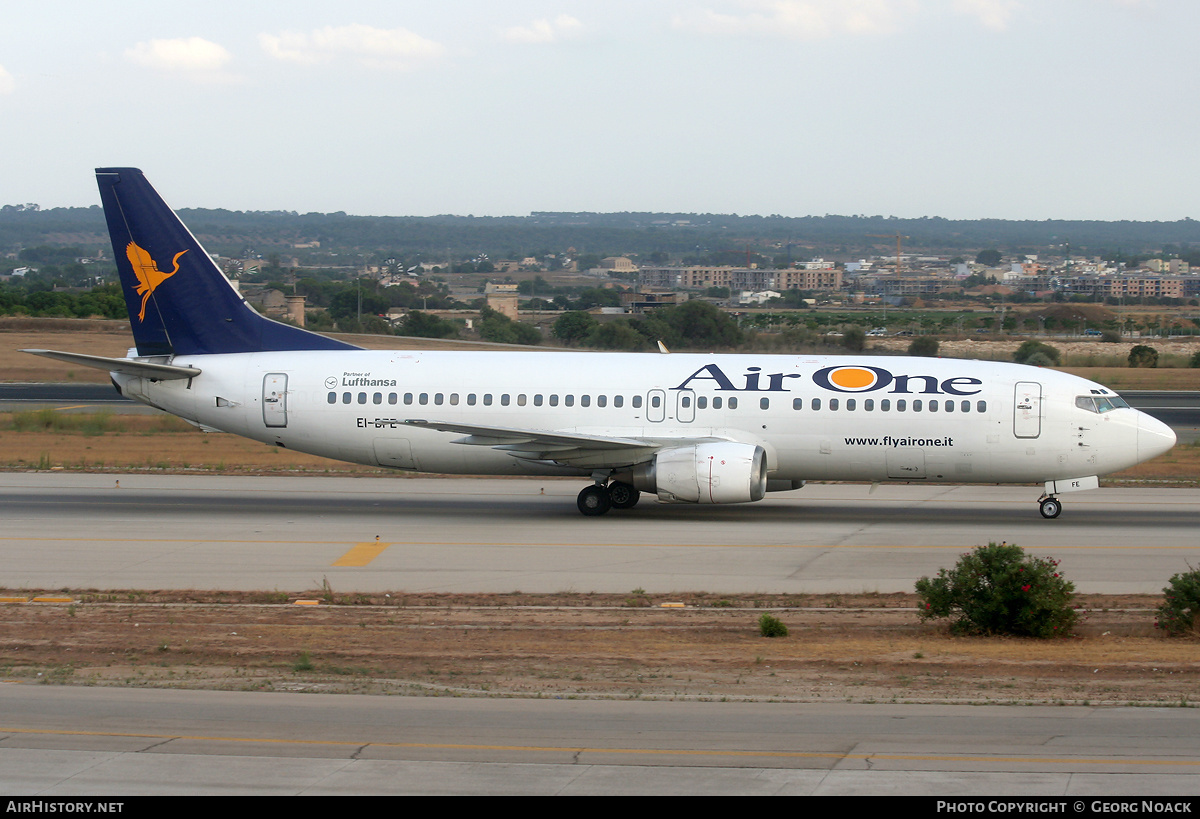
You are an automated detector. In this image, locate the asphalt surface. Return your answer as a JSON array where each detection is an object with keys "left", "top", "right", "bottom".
[
  {"left": 2, "top": 474, "right": 1197, "bottom": 594},
  {"left": 3, "top": 688, "right": 1199, "bottom": 795}
]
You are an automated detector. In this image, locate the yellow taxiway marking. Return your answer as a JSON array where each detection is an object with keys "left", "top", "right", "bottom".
[
  {"left": 0, "top": 726, "right": 1196, "bottom": 768},
  {"left": 332, "top": 542, "right": 392, "bottom": 566}
]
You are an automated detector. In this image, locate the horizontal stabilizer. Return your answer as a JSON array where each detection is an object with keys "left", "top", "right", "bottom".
[{"left": 20, "top": 349, "right": 201, "bottom": 380}]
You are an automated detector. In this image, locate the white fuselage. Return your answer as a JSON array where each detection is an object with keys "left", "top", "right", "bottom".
[{"left": 114, "top": 350, "right": 1176, "bottom": 487}]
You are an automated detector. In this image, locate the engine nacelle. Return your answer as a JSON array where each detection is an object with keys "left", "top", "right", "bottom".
[{"left": 614, "top": 442, "right": 768, "bottom": 505}]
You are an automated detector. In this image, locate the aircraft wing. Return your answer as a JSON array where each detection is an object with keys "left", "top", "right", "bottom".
[{"left": 402, "top": 419, "right": 721, "bottom": 468}]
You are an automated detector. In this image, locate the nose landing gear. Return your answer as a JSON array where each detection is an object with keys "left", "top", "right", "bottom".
[{"left": 1038, "top": 495, "right": 1062, "bottom": 519}]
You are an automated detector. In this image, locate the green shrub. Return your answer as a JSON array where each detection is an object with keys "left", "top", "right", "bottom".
[
  {"left": 908, "top": 336, "right": 939, "bottom": 357},
  {"left": 1014, "top": 340, "right": 1061, "bottom": 366},
  {"left": 1128, "top": 345, "right": 1159, "bottom": 368},
  {"left": 758, "top": 613, "right": 788, "bottom": 638},
  {"left": 841, "top": 326, "right": 866, "bottom": 353},
  {"left": 1190, "top": 350, "right": 1200, "bottom": 369},
  {"left": 915, "top": 542, "right": 1077, "bottom": 637},
  {"left": 1155, "top": 566, "right": 1200, "bottom": 637}
]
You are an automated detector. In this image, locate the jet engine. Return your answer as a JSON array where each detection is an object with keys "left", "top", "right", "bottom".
[{"left": 612, "top": 442, "right": 767, "bottom": 504}]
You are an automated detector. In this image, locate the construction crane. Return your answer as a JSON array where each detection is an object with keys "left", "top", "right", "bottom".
[{"left": 867, "top": 233, "right": 909, "bottom": 276}]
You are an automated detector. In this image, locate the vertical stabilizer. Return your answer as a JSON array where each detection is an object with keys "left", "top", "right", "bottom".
[{"left": 96, "top": 168, "right": 358, "bottom": 356}]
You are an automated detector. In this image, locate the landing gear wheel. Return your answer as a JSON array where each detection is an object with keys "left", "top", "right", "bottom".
[
  {"left": 577, "top": 485, "right": 612, "bottom": 517},
  {"left": 1039, "top": 497, "right": 1062, "bottom": 519},
  {"left": 607, "top": 481, "right": 640, "bottom": 510}
]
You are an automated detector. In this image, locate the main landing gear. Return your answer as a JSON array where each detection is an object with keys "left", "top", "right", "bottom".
[
  {"left": 1038, "top": 494, "right": 1062, "bottom": 519},
  {"left": 577, "top": 481, "right": 640, "bottom": 516}
]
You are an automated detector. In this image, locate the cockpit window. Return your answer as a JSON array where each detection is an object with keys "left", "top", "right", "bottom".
[{"left": 1076, "top": 395, "right": 1130, "bottom": 413}]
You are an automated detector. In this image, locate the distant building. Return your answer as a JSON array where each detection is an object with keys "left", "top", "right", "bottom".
[
  {"left": 599, "top": 257, "right": 637, "bottom": 273},
  {"left": 638, "top": 265, "right": 841, "bottom": 292},
  {"left": 619, "top": 289, "right": 679, "bottom": 313},
  {"left": 484, "top": 281, "right": 520, "bottom": 319}
]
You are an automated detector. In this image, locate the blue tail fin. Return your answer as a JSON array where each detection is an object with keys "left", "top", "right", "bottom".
[{"left": 96, "top": 168, "right": 358, "bottom": 356}]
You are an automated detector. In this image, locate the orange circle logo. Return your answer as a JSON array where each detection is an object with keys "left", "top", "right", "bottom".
[{"left": 827, "top": 367, "right": 878, "bottom": 391}]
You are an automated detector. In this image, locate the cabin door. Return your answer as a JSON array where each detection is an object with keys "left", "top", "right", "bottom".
[
  {"left": 1013, "top": 381, "right": 1042, "bottom": 439},
  {"left": 263, "top": 373, "right": 288, "bottom": 428}
]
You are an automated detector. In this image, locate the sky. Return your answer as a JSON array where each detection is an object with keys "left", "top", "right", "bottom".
[{"left": 2, "top": 1, "right": 1197, "bottom": 220}]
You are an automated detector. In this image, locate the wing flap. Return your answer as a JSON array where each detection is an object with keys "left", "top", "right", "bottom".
[{"left": 402, "top": 419, "right": 722, "bottom": 469}]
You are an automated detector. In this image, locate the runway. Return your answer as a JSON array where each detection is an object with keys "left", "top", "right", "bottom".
[
  {"left": 2, "top": 473, "right": 1198, "bottom": 594},
  {"left": 3, "top": 687, "right": 1199, "bottom": 795}
]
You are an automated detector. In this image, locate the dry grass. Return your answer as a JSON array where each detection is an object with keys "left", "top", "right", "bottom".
[
  {"left": 0, "top": 411, "right": 386, "bottom": 474},
  {"left": 0, "top": 591, "right": 1195, "bottom": 704}
]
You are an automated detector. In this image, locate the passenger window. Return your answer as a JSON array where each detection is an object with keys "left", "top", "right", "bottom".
[
  {"left": 929, "top": 400, "right": 938, "bottom": 413},
  {"left": 450, "top": 393, "right": 459, "bottom": 406},
  {"left": 467, "top": 394, "right": 476, "bottom": 406},
  {"left": 944, "top": 400, "right": 953, "bottom": 412},
  {"left": 614, "top": 396, "right": 623, "bottom": 408},
  {"left": 697, "top": 396, "right": 707, "bottom": 409},
  {"left": 793, "top": 398, "right": 803, "bottom": 410},
  {"left": 418, "top": 393, "right": 428, "bottom": 405},
  {"left": 483, "top": 394, "right": 493, "bottom": 406},
  {"left": 434, "top": 393, "right": 443, "bottom": 405},
  {"left": 712, "top": 397, "right": 722, "bottom": 409},
  {"left": 581, "top": 395, "right": 590, "bottom": 407},
  {"left": 597, "top": 395, "right": 606, "bottom": 407},
  {"left": 961, "top": 400, "right": 970, "bottom": 413},
  {"left": 881, "top": 399, "right": 891, "bottom": 411},
  {"left": 846, "top": 399, "right": 856, "bottom": 411},
  {"left": 977, "top": 400, "right": 987, "bottom": 412},
  {"left": 897, "top": 399, "right": 906, "bottom": 412},
  {"left": 864, "top": 399, "right": 874, "bottom": 411},
  {"left": 760, "top": 397, "right": 769, "bottom": 409},
  {"left": 565, "top": 395, "right": 574, "bottom": 407},
  {"left": 728, "top": 397, "right": 738, "bottom": 409},
  {"left": 534, "top": 395, "right": 543, "bottom": 406},
  {"left": 811, "top": 398, "right": 821, "bottom": 410},
  {"left": 651, "top": 395, "right": 661, "bottom": 408},
  {"left": 343, "top": 393, "right": 351, "bottom": 404},
  {"left": 549, "top": 395, "right": 558, "bottom": 407},
  {"left": 373, "top": 393, "right": 382, "bottom": 404},
  {"left": 517, "top": 394, "right": 527, "bottom": 406},
  {"left": 633, "top": 396, "right": 642, "bottom": 408},
  {"left": 501, "top": 394, "right": 510, "bottom": 406},
  {"left": 388, "top": 393, "right": 397, "bottom": 405},
  {"left": 358, "top": 393, "right": 367, "bottom": 404},
  {"left": 404, "top": 393, "right": 413, "bottom": 405},
  {"left": 327, "top": 392, "right": 336, "bottom": 404},
  {"left": 913, "top": 399, "right": 922, "bottom": 412}
]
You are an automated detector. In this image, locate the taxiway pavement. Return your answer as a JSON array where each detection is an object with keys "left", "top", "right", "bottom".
[{"left": 2, "top": 473, "right": 1197, "bottom": 594}]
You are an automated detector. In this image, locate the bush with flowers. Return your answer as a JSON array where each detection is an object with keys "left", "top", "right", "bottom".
[
  {"left": 1155, "top": 566, "right": 1200, "bottom": 637},
  {"left": 915, "top": 542, "right": 1077, "bottom": 637}
]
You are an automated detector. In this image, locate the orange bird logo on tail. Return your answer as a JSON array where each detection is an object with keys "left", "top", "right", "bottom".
[{"left": 126, "top": 242, "right": 188, "bottom": 322}]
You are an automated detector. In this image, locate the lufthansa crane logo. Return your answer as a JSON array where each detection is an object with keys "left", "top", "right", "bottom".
[{"left": 126, "top": 241, "right": 188, "bottom": 322}]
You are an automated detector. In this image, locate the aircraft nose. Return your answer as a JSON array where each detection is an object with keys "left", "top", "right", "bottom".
[{"left": 1137, "top": 411, "right": 1176, "bottom": 461}]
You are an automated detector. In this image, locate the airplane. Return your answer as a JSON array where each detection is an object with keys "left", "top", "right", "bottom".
[{"left": 22, "top": 168, "right": 1177, "bottom": 518}]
